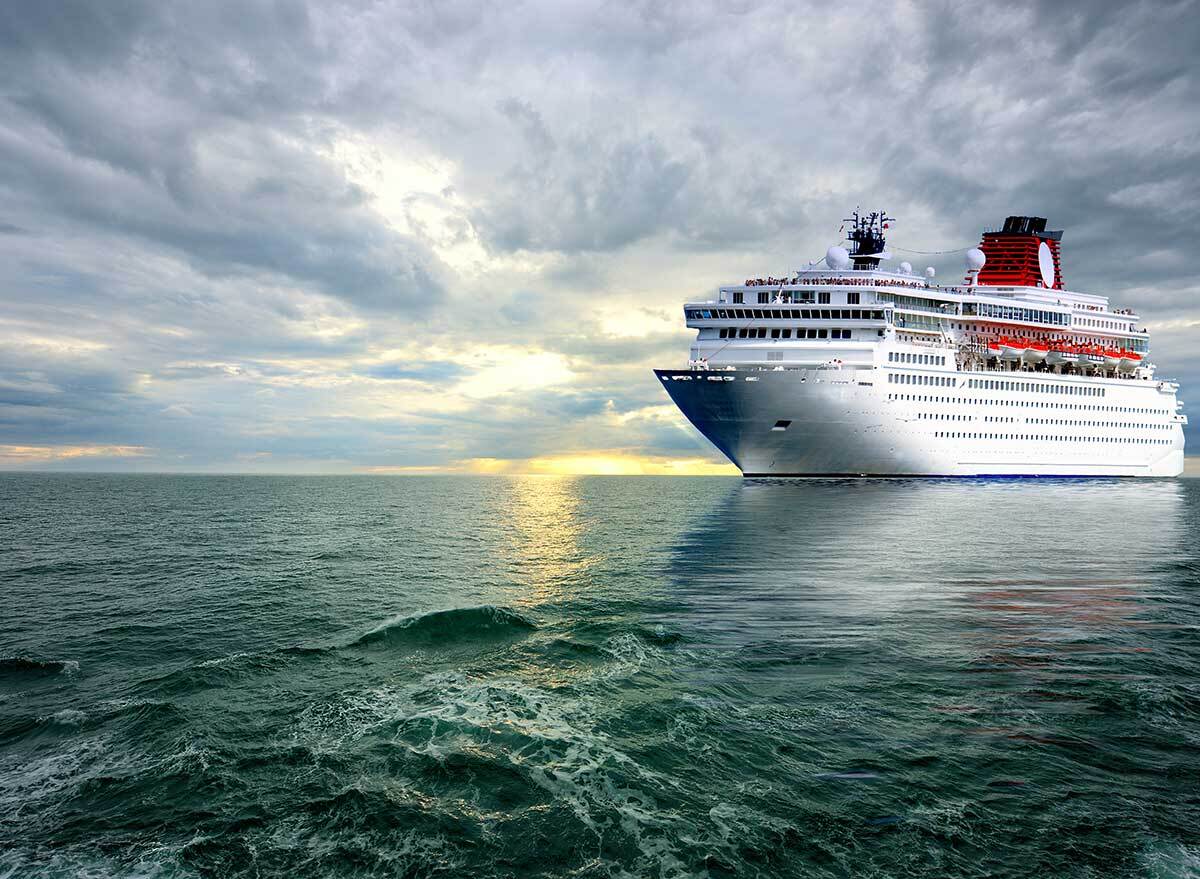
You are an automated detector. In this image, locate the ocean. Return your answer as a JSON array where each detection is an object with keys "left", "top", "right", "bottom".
[{"left": 2, "top": 474, "right": 1199, "bottom": 878}]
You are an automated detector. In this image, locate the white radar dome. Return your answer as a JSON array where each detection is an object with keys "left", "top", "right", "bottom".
[
  {"left": 965, "top": 248, "right": 987, "bottom": 271},
  {"left": 826, "top": 246, "right": 850, "bottom": 269},
  {"left": 924, "top": 266, "right": 936, "bottom": 278},
  {"left": 1037, "top": 241, "right": 1055, "bottom": 287},
  {"left": 899, "top": 261, "right": 913, "bottom": 274}
]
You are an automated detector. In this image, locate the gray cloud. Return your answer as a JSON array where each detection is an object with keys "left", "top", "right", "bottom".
[{"left": 0, "top": 0, "right": 1197, "bottom": 470}]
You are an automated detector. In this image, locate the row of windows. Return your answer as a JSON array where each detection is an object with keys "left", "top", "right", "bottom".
[
  {"left": 731, "top": 290, "right": 835, "bottom": 305},
  {"left": 964, "top": 302, "right": 1071, "bottom": 327},
  {"left": 889, "top": 373, "right": 955, "bottom": 387},
  {"left": 916, "top": 411, "right": 974, "bottom": 421},
  {"left": 911, "top": 409, "right": 1171, "bottom": 431},
  {"left": 1077, "top": 316, "right": 1133, "bottom": 332},
  {"left": 934, "top": 431, "right": 1170, "bottom": 445},
  {"left": 687, "top": 308, "right": 885, "bottom": 321},
  {"left": 718, "top": 327, "right": 853, "bottom": 340},
  {"left": 1029, "top": 418, "right": 1171, "bottom": 430},
  {"left": 886, "top": 393, "right": 1174, "bottom": 418},
  {"left": 888, "top": 352, "right": 948, "bottom": 366},
  {"left": 967, "top": 378, "right": 1104, "bottom": 397}
]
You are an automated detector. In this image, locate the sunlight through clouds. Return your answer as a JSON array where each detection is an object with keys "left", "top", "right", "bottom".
[{"left": 0, "top": 0, "right": 1197, "bottom": 472}]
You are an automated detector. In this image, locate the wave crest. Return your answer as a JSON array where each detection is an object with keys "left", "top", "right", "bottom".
[
  {"left": 350, "top": 606, "right": 537, "bottom": 649},
  {"left": 0, "top": 656, "right": 79, "bottom": 677}
]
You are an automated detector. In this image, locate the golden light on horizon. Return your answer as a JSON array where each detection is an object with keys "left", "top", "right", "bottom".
[
  {"left": 361, "top": 453, "right": 738, "bottom": 476},
  {"left": 463, "top": 453, "right": 738, "bottom": 476}
]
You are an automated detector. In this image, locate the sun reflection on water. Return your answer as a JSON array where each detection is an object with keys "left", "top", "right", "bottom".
[{"left": 499, "top": 476, "right": 596, "bottom": 606}]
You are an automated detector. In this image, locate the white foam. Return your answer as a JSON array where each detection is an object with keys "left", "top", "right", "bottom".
[
  {"left": 196, "top": 652, "right": 252, "bottom": 668},
  {"left": 46, "top": 709, "right": 88, "bottom": 726}
]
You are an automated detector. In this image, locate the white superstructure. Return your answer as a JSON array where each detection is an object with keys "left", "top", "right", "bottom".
[{"left": 655, "top": 213, "right": 1186, "bottom": 477}]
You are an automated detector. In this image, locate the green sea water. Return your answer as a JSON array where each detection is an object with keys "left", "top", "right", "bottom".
[{"left": 2, "top": 474, "right": 1199, "bottom": 878}]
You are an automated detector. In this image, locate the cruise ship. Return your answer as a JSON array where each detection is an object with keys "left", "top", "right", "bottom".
[{"left": 655, "top": 212, "right": 1186, "bottom": 477}]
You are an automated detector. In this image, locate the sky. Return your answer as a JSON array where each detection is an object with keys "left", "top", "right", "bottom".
[{"left": 1, "top": 0, "right": 1197, "bottom": 474}]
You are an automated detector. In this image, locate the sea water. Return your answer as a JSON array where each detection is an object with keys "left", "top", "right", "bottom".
[{"left": 2, "top": 474, "right": 1198, "bottom": 877}]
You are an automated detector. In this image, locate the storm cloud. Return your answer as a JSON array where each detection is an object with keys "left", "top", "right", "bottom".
[{"left": 1, "top": 0, "right": 1197, "bottom": 471}]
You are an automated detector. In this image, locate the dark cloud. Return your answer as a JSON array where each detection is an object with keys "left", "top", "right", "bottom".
[{"left": 0, "top": 0, "right": 1197, "bottom": 470}]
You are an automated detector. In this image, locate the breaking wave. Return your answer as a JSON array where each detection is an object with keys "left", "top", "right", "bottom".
[{"left": 348, "top": 605, "right": 538, "bottom": 649}]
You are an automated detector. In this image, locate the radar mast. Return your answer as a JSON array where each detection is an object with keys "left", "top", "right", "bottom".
[{"left": 843, "top": 209, "right": 894, "bottom": 270}]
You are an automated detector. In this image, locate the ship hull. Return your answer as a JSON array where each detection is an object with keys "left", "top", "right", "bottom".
[{"left": 655, "top": 367, "right": 1184, "bottom": 478}]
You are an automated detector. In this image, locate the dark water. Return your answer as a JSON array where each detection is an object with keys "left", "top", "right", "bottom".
[{"left": 3, "top": 474, "right": 1200, "bottom": 878}]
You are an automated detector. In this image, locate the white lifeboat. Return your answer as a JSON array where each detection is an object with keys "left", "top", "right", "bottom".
[
  {"left": 1045, "top": 344, "right": 1073, "bottom": 367},
  {"left": 1103, "top": 348, "right": 1121, "bottom": 370},
  {"left": 999, "top": 337, "right": 1026, "bottom": 360},
  {"left": 1022, "top": 340, "right": 1049, "bottom": 364},
  {"left": 1118, "top": 350, "right": 1142, "bottom": 372}
]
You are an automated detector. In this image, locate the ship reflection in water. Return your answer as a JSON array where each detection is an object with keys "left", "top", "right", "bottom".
[
  {"left": 665, "top": 477, "right": 1192, "bottom": 784},
  {"left": 667, "top": 477, "right": 1187, "bottom": 650}
]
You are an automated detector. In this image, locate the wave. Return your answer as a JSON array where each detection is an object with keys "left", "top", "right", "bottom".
[
  {"left": 349, "top": 605, "right": 538, "bottom": 649},
  {"left": 0, "top": 656, "right": 79, "bottom": 677}
]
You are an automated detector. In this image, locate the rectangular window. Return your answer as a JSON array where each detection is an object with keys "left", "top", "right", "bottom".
[
  {"left": 818, "top": 291, "right": 831, "bottom": 304},
  {"left": 821, "top": 309, "right": 831, "bottom": 320},
  {"left": 818, "top": 329, "right": 828, "bottom": 339},
  {"left": 766, "top": 352, "right": 783, "bottom": 362},
  {"left": 771, "top": 328, "right": 781, "bottom": 339},
  {"left": 733, "top": 291, "right": 744, "bottom": 304},
  {"left": 758, "top": 291, "right": 770, "bottom": 304},
  {"left": 847, "top": 291, "right": 860, "bottom": 305},
  {"left": 807, "top": 329, "right": 817, "bottom": 339},
  {"left": 782, "top": 329, "right": 792, "bottom": 339}
]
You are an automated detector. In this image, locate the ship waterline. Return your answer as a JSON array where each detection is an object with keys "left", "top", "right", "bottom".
[
  {"left": 657, "top": 367, "right": 1184, "bottom": 477},
  {"left": 656, "top": 212, "right": 1186, "bottom": 477}
]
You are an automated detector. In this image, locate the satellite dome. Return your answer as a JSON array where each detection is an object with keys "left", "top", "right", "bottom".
[
  {"left": 924, "top": 266, "right": 936, "bottom": 278},
  {"left": 965, "top": 248, "right": 987, "bottom": 271},
  {"left": 1037, "top": 241, "right": 1055, "bottom": 287},
  {"left": 899, "top": 261, "right": 913, "bottom": 274},
  {"left": 826, "top": 246, "right": 850, "bottom": 269}
]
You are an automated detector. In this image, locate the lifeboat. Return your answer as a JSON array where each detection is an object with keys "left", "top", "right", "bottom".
[
  {"left": 1022, "top": 339, "right": 1049, "bottom": 364},
  {"left": 999, "top": 337, "right": 1026, "bottom": 360},
  {"left": 986, "top": 341, "right": 1003, "bottom": 360},
  {"left": 1103, "top": 348, "right": 1121, "bottom": 370},
  {"left": 1118, "top": 350, "right": 1142, "bottom": 372},
  {"left": 1046, "top": 344, "right": 1073, "bottom": 367},
  {"left": 1083, "top": 346, "right": 1107, "bottom": 371}
]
